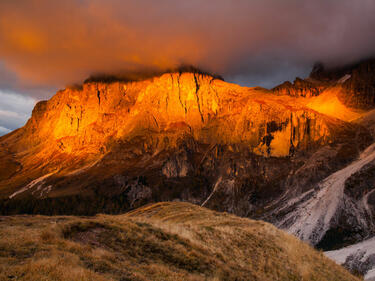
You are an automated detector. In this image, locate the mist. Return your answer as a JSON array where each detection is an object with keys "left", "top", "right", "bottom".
[{"left": 0, "top": 0, "right": 374, "bottom": 93}]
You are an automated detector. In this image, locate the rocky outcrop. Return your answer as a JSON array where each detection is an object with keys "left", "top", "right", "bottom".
[
  {"left": 273, "top": 59, "right": 375, "bottom": 111},
  {"left": 340, "top": 60, "right": 375, "bottom": 109},
  {"left": 310, "top": 59, "right": 375, "bottom": 109},
  {"left": 162, "top": 152, "right": 191, "bottom": 178},
  {"left": 272, "top": 77, "right": 325, "bottom": 98}
]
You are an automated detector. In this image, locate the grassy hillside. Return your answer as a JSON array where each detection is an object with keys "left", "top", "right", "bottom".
[{"left": 0, "top": 202, "right": 360, "bottom": 281}]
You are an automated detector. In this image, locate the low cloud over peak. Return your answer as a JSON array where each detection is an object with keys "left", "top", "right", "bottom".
[{"left": 0, "top": 0, "right": 375, "bottom": 96}]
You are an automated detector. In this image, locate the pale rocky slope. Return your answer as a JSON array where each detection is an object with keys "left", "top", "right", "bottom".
[{"left": 326, "top": 236, "right": 375, "bottom": 280}]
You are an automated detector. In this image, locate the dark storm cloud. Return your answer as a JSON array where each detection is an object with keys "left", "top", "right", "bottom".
[{"left": 0, "top": 0, "right": 375, "bottom": 96}]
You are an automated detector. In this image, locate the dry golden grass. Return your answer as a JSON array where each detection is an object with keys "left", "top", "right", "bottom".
[{"left": 0, "top": 202, "right": 361, "bottom": 281}]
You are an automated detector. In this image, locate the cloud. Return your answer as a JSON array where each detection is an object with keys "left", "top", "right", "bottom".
[
  {"left": 0, "top": 62, "right": 57, "bottom": 100},
  {"left": 0, "top": 90, "right": 36, "bottom": 130},
  {"left": 0, "top": 126, "right": 11, "bottom": 136},
  {"left": 0, "top": 0, "right": 375, "bottom": 92}
]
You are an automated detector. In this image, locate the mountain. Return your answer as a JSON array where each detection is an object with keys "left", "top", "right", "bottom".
[
  {"left": 1, "top": 59, "right": 375, "bottom": 276},
  {"left": 0, "top": 202, "right": 360, "bottom": 281},
  {"left": 0, "top": 69, "right": 353, "bottom": 214}
]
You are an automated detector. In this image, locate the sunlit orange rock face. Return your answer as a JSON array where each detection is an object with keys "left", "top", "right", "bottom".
[
  {"left": 0, "top": 68, "right": 370, "bottom": 217},
  {"left": 17, "top": 72, "right": 332, "bottom": 158}
]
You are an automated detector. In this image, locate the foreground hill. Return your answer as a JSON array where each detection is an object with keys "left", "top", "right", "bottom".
[{"left": 0, "top": 202, "right": 359, "bottom": 281}]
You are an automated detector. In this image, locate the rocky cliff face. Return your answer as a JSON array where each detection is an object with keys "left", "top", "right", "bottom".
[
  {"left": 339, "top": 60, "right": 375, "bottom": 109},
  {"left": 272, "top": 77, "right": 326, "bottom": 98},
  {"left": 20, "top": 72, "right": 332, "bottom": 157},
  {"left": 0, "top": 64, "right": 374, "bottom": 256}
]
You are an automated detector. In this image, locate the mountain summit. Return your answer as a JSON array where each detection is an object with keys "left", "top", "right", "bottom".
[
  {"left": 9, "top": 71, "right": 333, "bottom": 157},
  {"left": 1, "top": 70, "right": 343, "bottom": 205}
]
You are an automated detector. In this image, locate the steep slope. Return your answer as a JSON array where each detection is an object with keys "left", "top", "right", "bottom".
[
  {"left": 273, "top": 142, "right": 375, "bottom": 248},
  {"left": 0, "top": 202, "right": 360, "bottom": 281},
  {"left": 306, "top": 86, "right": 364, "bottom": 122}
]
